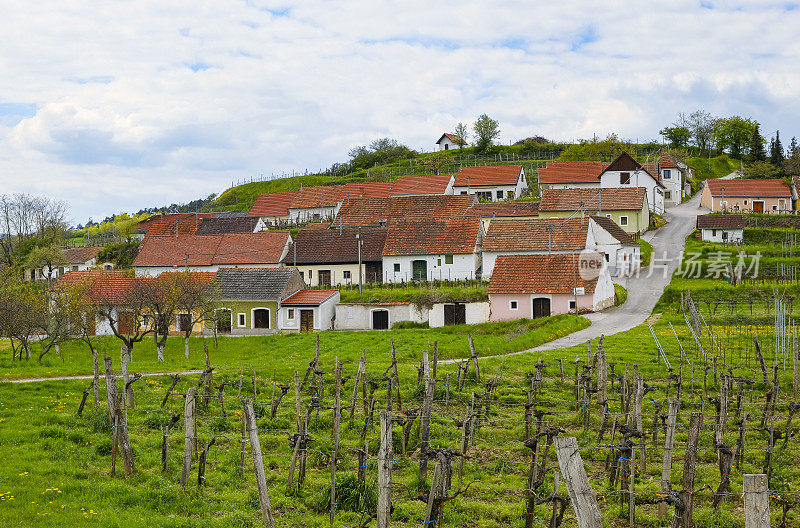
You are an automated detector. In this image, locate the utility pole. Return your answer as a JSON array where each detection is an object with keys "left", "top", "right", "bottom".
[{"left": 356, "top": 228, "right": 363, "bottom": 294}]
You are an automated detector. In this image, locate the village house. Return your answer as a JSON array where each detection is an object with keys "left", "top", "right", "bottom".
[
  {"left": 382, "top": 217, "right": 484, "bottom": 282},
  {"left": 212, "top": 267, "right": 306, "bottom": 334},
  {"left": 452, "top": 165, "right": 528, "bottom": 201},
  {"left": 537, "top": 161, "right": 606, "bottom": 192},
  {"left": 278, "top": 289, "right": 340, "bottom": 332},
  {"left": 598, "top": 152, "right": 665, "bottom": 214},
  {"left": 700, "top": 179, "right": 793, "bottom": 214},
  {"left": 247, "top": 191, "right": 298, "bottom": 225},
  {"left": 463, "top": 201, "right": 540, "bottom": 232},
  {"left": 481, "top": 217, "right": 639, "bottom": 279},
  {"left": 25, "top": 246, "right": 108, "bottom": 282},
  {"left": 282, "top": 226, "right": 387, "bottom": 286},
  {"left": 644, "top": 154, "right": 692, "bottom": 207},
  {"left": 54, "top": 270, "right": 139, "bottom": 336},
  {"left": 538, "top": 187, "right": 650, "bottom": 235},
  {"left": 332, "top": 194, "right": 477, "bottom": 228},
  {"left": 487, "top": 253, "right": 615, "bottom": 321},
  {"left": 132, "top": 231, "right": 292, "bottom": 277},
  {"left": 288, "top": 185, "right": 346, "bottom": 223},
  {"left": 696, "top": 214, "right": 745, "bottom": 243},
  {"left": 436, "top": 133, "right": 467, "bottom": 151}
]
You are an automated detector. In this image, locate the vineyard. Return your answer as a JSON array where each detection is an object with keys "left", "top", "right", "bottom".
[{"left": 0, "top": 295, "right": 798, "bottom": 528}]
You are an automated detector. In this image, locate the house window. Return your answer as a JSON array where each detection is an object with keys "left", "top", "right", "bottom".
[
  {"left": 604, "top": 254, "right": 610, "bottom": 262},
  {"left": 620, "top": 216, "right": 628, "bottom": 226},
  {"left": 569, "top": 300, "right": 577, "bottom": 311},
  {"left": 141, "top": 314, "right": 150, "bottom": 327},
  {"left": 477, "top": 191, "right": 492, "bottom": 200},
  {"left": 444, "top": 144, "right": 449, "bottom": 150},
  {"left": 299, "top": 271, "right": 304, "bottom": 279},
  {"left": 712, "top": 229, "right": 717, "bottom": 237},
  {"left": 71, "top": 265, "right": 78, "bottom": 271},
  {"left": 663, "top": 169, "right": 671, "bottom": 179},
  {"left": 744, "top": 200, "right": 748, "bottom": 205},
  {"left": 445, "top": 254, "right": 453, "bottom": 264},
  {"left": 605, "top": 214, "right": 612, "bottom": 219},
  {"left": 506, "top": 191, "right": 514, "bottom": 199},
  {"left": 437, "top": 258, "right": 442, "bottom": 266},
  {"left": 620, "top": 172, "right": 631, "bottom": 185},
  {"left": 665, "top": 191, "right": 671, "bottom": 200},
  {"left": 393, "top": 263, "right": 400, "bottom": 272},
  {"left": 461, "top": 191, "right": 468, "bottom": 195},
  {"left": 773, "top": 205, "right": 778, "bottom": 211},
  {"left": 733, "top": 205, "right": 740, "bottom": 211},
  {"left": 238, "top": 313, "right": 246, "bottom": 327},
  {"left": 288, "top": 309, "right": 295, "bottom": 319},
  {"left": 509, "top": 300, "right": 518, "bottom": 310},
  {"left": 343, "top": 270, "right": 351, "bottom": 279},
  {"left": 496, "top": 190, "right": 503, "bottom": 200}
]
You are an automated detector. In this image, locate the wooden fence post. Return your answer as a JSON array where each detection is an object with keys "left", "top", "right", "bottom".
[
  {"left": 244, "top": 399, "right": 277, "bottom": 527},
  {"left": 468, "top": 334, "right": 480, "bottom": 382},
  {"left": 659, "top": 399, "right": 679, "bottom": 517},
  {"left": 104, "top": 357, "right": 134, "bottom": 476},
  {"left": 743, "top": 474, "right": 770, "bottom": 528},
  {"left": 181, "top": 387, "right": 196, "bottom": 487},
  {"left": 554, "top": 437, "right": 603, "bottom": 528},
  {"left": 419, "top": 376, "right": 435, "bottom": 482},
  {"left": 330, "top": 360, "right": 341, "bottom": 525},
  {"left": 378, "top": 411, "right": 393, "bottom": 528},
  {"left": 679, "top": 412, "right": 702, "bottom": 528}
]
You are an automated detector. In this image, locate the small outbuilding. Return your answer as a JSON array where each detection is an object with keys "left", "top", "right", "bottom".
[
  {"left": 696, "top": 214, "right": 745, "bottom": 243},
  {"left": 279, "top": 289, "right": 340, "bottom": 332}
]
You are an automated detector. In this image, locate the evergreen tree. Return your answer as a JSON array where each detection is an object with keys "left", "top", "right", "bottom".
[
  {"left": 748, "top": 123, "right": 767, "bottom": 162},
  {"left": 790, "top": 137, "right": 798, "bottom": 158},
  {"left": 770, "top": 130, "right": 785, "bottom": 167}
]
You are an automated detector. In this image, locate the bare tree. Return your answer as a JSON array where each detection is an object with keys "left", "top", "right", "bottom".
[
  {"left": 0, "top": 193, "right": 69, "bottom": 268},
  {"left": 174, "top": 271, "right": 220, "bottom": 358},
  {"left": 140, "top": 274, "right": 181, "bottom": 362},
  {"left": 26, "top": 245, "right": 68, "bottom": 282},
  {"left": 92, "top": 275, "right": 153, "bottom": 360},
  {"left": 0, "top": 276, "right": 40, "bottom": 360}
]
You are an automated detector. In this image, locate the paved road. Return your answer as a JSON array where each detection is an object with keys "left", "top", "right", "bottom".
[
  {"left": 3, "top": 370, "right": 204, "bottom": 384},
  {"left": 447, "top": 192, "right": 705, "bottom": 362}
]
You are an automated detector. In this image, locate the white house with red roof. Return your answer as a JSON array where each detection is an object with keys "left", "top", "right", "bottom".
[
  {"left": 436, "top": 133, "right": 467, "bottom": 151},
  {"left": 598, "top": 153, "right": 665, "bottom": 214},
  {"left": 278, "top": 289, "right": 340, "bottom": 332},
  {"left": 452, "top": 165, "right": 528, "bottom": 201}
]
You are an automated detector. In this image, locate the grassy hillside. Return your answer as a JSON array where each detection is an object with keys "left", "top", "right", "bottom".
[{"left": 687, "top": 154, "right": 740, "bottom": 182}]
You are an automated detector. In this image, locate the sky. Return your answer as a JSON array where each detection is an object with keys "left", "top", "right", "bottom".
[{"left": 1, "top": 1, "right": 799, "bottom": 224}]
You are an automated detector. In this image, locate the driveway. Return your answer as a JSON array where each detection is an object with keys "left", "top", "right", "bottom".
[{"left": 468, "top": 192, "right": 705, "bottom": 360}]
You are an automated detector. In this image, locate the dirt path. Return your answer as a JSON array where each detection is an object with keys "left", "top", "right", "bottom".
[{"left": 3, "top": 370, "right": 204, "bottom": 384}]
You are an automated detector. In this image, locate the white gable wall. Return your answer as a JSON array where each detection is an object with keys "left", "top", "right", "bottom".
[
  {"left": 600, "top": 170, "right": 665, "bottom": 214},
  {"left": 383, "top": 253, "right": 478, "bottom": 282},
  {"left": 659, "top": 167, "right": 684, "bottom": 206}
]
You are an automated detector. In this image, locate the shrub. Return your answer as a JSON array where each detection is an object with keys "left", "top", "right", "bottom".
[
  {"left": 311, "top": 473, "right": 377, "bottom": 513},
  {"left": 391, "top": 321, "right": 429, "bottom": 329}
]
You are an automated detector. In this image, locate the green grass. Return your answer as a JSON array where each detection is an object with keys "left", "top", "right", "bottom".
[
  {"left": 687, "top": 154, "right": 740, "bottom": 182},
  {"left": 614, "top": 283, "right": 627, "bottom": 306},
  {"left": 338, "top": 284, "right": 488, "bottom": 307},
  {"left": 638, "top": 238, "right": 652, "bottom": 266}
]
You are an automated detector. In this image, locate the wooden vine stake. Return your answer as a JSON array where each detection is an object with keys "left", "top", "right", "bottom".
[
  {"left": 377, "top": 410, "right": 393, "bottom": 528},
  {"left": 329, "top": 360, "right": 341, "bottom": 525},
  {"left": 468, "top": 333, "right": 480, "bottom": 382},
  {"left": 554, "top": 436, "right": 603, "bottom": 528},
  {"left": 243, "top": 399, "right": 276, "bottom": 527},
  {"left": 678, "top": 412, "right": 702, "bottom": 528},
  {"left": 181, "top": 387, "right": 196, "bottom": 487},
  {"left": 104, "top": 357, "right": 134, "bottom": 476},
  {"left": 743, "top": 474, "right": 770, "bottom": 528},
  {"left": 658, "top": 399, "right": 679, "bottom": 518}
]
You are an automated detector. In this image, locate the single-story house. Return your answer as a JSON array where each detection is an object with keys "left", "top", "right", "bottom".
[
  {"left": 332, "top": 194, "right": 477, "bottom": 228},
  {"left": 288, "top": 185, "right": 347, "bottom": 223},
  {"left": 382, "top": 217, "right": 484, "bottom": 282},
  {"left": 132, "top": 231, "right": 292, "bottom": 277},
  {"left": 25, "top": 246, "right": 108, "bottom": 282},
  {"left": 452, "top": 165, "right": 528, "bottom": 201},
  {"left": 488, "top": 253, "right": 615, "bottom": 321},
  {"left": 282, "top": 226, "right": 387, "bottom": 286},
  {"left": 696, "top": 214, "right": 745, "bottom": 243},
  {"left": 537, "top": 161, "right": 606, "bottom": 192},
  {"left": 598, "top": 152, "right": 665, "bottom": 214},
  {"left": 436, "top": 133, "right": 467, "bottom": 151},
  {"left": 248, "top": 191, "right": 298, "bottom": 225},
  {"left": 212, "top": 267, "right": 306, "bottom": 334},
  {"left": 278, "top": 289, "right": 340, "bottom": 332},
  {"left": 54, "top": 270, "right": 140, "bottom": 336},
  {"left": 481, "top": 216, "right": 639, "bottom": 278},
  {"left": 700, "top": 179, "right": 793, "bottom": 214},
  {"left": 538, "top": 187, "right": 650, "bottom": 235},
  {"left": 335, "top": 302, "right": 428, "bottom": 330}
]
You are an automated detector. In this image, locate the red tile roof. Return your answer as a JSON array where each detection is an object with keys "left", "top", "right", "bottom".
[
  {"left": 383, "top": 218, "right": 481, "bottom": 256},
  {"left": 139, "top": 213, "right": 216, "bottom": 237},
  {"left": 657, "top": 154, "right": 679, "bottom": 169},
  {"left": 696, "top": 214, "right": 746, "bottom": 229},
  {"left": 537, "top": 161, "right": 605, "bottom": 184},
  {"left": 488, "top": 254, "right": 602, "bottom": 295},
  {"left": 705, "top": 179, "right": 791, "bottom": 198},
  {"left": 284, "top": 226, "right": 387, "bottom": 264},
  {"left": 333, "top": 194, "right": 477, "bottom": 227},
  {"left": 281, "top": 289, "right": 339, "bottom": 305},
  {"left": 437, "top": 133, "right": 467, "bottom": 145},
  {"left": 133, "top": 232, "right": 290, "bottom": 268},
  {"left": 464, "top": 201, "right": 539, "bottom": 218},
  {"left": 62, "top": 246, "right": 104, "bottom": 264},
  {"left": 483, "top": 218, "right": 589, "bottom": 252},
  {"left": 54, "top": 270, "right": 142, "bottom": 305},
  {"left": 539, "top": 188, "right": 647, "bottom": 212},
  {"left": 248, "top": 192, "right": 298, "bottom": 217},
  {"left": 290, "top": 185, "right": 347, "bottom": 209},
  {"left": 454, "top": 165, "right": 523, "bottom": 187}
]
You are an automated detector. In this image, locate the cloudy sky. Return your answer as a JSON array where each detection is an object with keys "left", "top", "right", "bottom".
[{"left": 1, "top": 1, "right": 798, "bottom": 223}]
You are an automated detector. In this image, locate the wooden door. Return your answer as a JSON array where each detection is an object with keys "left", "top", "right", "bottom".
[
  {"left": 300, "top": 310, "right": 314, "bottom": 332},
  {"left": 412, "top": 260, "right": 427, "bottom": 281},
  {"left": 318, "top": 270, "right": 332, "bottom": 286},
  {"left": 253, "top": 309, "right": 270, "bottom": 329},
  {"left": 532, "top": 298, "right": 550, "bottom": 319},
  {"left": 372, "top": 310, "right": 389, "bottom": 330},
  {"left": 753, "top": 201, "right": 764, "bottom": 213},
  {"left": 444, "top": 304, "right": 466, "bottom": 326}
]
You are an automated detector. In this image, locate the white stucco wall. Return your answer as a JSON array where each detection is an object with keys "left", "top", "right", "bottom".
[
  {"left": 659, "top": 168, "right": 684, "bottom": 206},
  {"left": 538, "top": 182, "right": 600, "bottom": 192},
  {"left": 600, "top": 170, "right": 665, "bottom": 214},
  {"left": 334, "top": 303, "right": 428, "bottom": 330},
  {"left": 288, "top": 205, "right": 339, "bottom": 223},
  {"left": 382, "top": 253, "right": 478, "bottom": 282},
  {"left": 700, "top": 228, "right": 744, "bottom": 243},
  {"left": 286, "top": 263, "right": 379, "bottom": 286},
  {"left": 592, "top": 267, "right": 616, "bottom": 311},
  {"left": 279, "top": 292, "right": 339, "bottom": 332},
  {"left": 134, "top": 263, "right": 282, "bottom": 278},
  {"left": 437, "top": 136, "right": 459, "bottom": 151},
  {"left": 429, "top": 302, "right": 490, "bottom": 327}
]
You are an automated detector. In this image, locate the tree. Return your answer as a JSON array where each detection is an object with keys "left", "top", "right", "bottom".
[
  {"left": 61, "top": 278, "right": 102, "bottom": 406},
  {"left": 92, "top": 276, "right": 153, "bottom": 362},
  {"left": 174, "top": 271, "right": 220, "bottom": 358},
  {"left": 770, "top": 131, "right": 785, "bottom": 167},
  {"left": 789, "top": 137, "right": 799, "bottom": 158},
  {"left": 453, "top": 123, "right": 469, "bottom": 153},
  {"left": 784, "top": 151, "right": 800, "bottom": 178},
  {"left": 660, "top": 126, "right": 691, "bottom": 148},
  {"left": 0, "top": 277, "right": 40, "bottom": 360},
  {"left": 25, "top": 245, "right": 67, "bottom": 282},
  {"left": 557, "top": 134, "right": 636, "bottom": 161},
  {"left": 418, "top": 151, "right": 454, "bottom": 175},
  {"left": 0, "top": 193, "right": 68, "bottom": 268},
  {"left": 714, "top": 116, "right": 757, "bottom": 158},
  {"left": 473, "top": 114, "right": 500, "bottom": 152},
  {"left": 686, "top": 110, "right": 716, "bottom": 155},
  {"left": 743, "top": 160, "right": 780, "bottom": 179},
  {"left": 747, "top": 124, "right": 767, "bottom": 162},
  {"left": 347, "top": 138, "right": 417, "bottom": 171},
  {"left": 140, "top": 274, "right": 181, "bottom": 362},
  {"left": 35, "top": 286, "right": 77, "bottom": 362}
]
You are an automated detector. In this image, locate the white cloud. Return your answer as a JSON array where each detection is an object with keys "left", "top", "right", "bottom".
[{"left": 0, "top": 1, "right": 798, "bottom": 222}]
